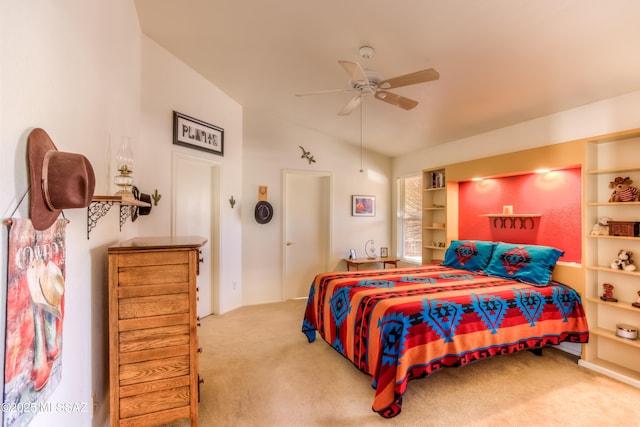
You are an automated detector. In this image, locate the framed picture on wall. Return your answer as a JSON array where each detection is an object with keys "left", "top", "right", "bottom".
[
  {"left": 380, "top": 247, "right": 388, "bottom": 258},
  {"left": 352, "top": 195, "right": 375, "bottom": 217},
  {"left": 349, "top": 249, "right": 357, "bottom": 259}
]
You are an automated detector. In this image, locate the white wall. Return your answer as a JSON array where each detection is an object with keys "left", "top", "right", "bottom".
[
  {"left": 241, "top": 109, "right": 392, "bottom": 305},
  {"left": 1, "top": 2, "right": 142, "bottom": 426},
  {"left": 393, "top": 90, "right": 640, "bottom": 176},
  {"left": 138, "top": 36, "right": 244, "bottom": 315}
]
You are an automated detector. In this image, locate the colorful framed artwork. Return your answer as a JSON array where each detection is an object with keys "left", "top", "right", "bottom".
[
  {"left": 3, "top": 218, "right": 67, "bottom": 427},
  {"left": 352, "top": 195, "right": 375, "bottom": 217}
]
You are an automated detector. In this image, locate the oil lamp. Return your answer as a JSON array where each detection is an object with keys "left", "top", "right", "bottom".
[{"left": 114, "top": 136, "right": 134, "bottom": 198}]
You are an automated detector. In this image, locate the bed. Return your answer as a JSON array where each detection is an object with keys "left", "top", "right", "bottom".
[{"left": 301, "top": 240, "right": 589, "bottom": 418}]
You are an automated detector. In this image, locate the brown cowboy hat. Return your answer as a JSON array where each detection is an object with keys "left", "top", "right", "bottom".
[{"left": 28, "top": 128, "right": 96, "bottom": 230}]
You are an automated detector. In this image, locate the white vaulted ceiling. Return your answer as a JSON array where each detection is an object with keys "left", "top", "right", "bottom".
[{"left": 134, "top": 0, "right": 640, "bottom": 157}]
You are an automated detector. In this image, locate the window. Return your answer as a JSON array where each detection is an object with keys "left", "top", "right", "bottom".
[{"left": 397, "top": 174, "right": 422, "bottom": 262}]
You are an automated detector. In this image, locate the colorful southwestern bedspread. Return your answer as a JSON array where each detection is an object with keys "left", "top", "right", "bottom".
[{"left": 301, "top": 265, "right": 589, "bottom": 418}]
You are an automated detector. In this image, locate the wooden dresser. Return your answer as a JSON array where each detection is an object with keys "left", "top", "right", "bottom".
[{"left": 108, "top": 236, "right": 207, "bottom": 427}]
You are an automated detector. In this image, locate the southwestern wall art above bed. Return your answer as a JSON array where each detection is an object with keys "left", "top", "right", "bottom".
[{"left": 302, "top": 240, "right": 589, "bottom": 418}]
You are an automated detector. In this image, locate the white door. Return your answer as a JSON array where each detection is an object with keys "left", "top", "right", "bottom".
[
  {"left": 172, "top": 153, "right": 219, "bottom": 317},
  {"left": 283, "top": 171, "right": 331, "bottom": 299}
]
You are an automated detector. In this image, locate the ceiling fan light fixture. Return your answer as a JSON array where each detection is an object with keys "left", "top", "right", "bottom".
[
  {"left": 298, "top": 55, "right": 438, "bottom": 116},
  {"left": 359, "top": 46, "right": 375, "bottom": 60}
]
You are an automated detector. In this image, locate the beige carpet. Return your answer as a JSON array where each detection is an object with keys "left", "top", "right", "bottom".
[{"left": 186, "top": 299, "right": 640, "bottom": 427}]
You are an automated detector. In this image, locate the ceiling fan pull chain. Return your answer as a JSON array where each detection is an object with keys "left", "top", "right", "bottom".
[{"left": 360, "top": 99, "right": 364, "bottom": 173}]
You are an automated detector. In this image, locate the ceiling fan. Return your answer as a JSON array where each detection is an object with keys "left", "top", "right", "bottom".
[{"left": 296, "top": 46, "right": 440, "bottom": 116}]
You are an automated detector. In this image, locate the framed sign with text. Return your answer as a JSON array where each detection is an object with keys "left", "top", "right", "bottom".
[{"left": 173, "top": 111, "right": 224, "bottom": 156}]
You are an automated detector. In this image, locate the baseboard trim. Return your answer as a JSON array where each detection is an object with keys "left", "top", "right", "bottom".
[{"left": 578, "top": 360, "right": 640, "bottom": 389}]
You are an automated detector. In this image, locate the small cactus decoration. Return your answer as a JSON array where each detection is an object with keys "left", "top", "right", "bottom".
[
  {"left": 151, "top": 189, "right": 162, "bottom": 206},
  {"left": 229, "top": 195, "right": 236, "bottom": 208}
]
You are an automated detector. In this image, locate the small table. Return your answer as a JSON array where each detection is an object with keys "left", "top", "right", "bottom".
[{"left": 344, "top": 257, "right": 399, "bottom": 271}]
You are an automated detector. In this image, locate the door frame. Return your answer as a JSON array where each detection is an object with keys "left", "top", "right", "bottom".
[
  {"left": 171, "top": 151, "right": 221, "bottom": 315},
  {"left": 282, "top": 169, "right": 333, "bottom": 300}
]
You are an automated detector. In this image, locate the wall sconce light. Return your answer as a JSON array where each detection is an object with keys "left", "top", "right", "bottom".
[{"left": 114, "top": 136, "right": 134, "bottom": 198}]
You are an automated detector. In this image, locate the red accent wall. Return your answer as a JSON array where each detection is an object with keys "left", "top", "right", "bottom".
[{"left": 458, "top": 167, "right": 581, "bottom": 263}]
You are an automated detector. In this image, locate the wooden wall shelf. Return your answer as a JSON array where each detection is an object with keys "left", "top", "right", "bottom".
[
  {"left": 479, "top": 214, "right": 541, "bottom": 217},
  {"left": 87, "top": 195, "right": 152, "bottom": 239},
  {"left": 479, "top": 214, "right": 541, "bottom": 229}
]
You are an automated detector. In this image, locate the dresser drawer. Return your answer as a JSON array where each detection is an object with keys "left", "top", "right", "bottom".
[
  {"left": 119, "top": 293, "right": 189, "bottom": 320},
  {"left": 118, "top": 264, "right": 189, "bottom": 286},
  {"left": 120, "top": 324, "right": 190, "bottom": 353},
  {"left": 119, "top": 385, "right": 190, "bottom": 418},
  {"left": 119, "top": 355, "right": 190, "bottom": 386},
  {"left": 117, "top": 250, "right": 189, "bottom": 268}
]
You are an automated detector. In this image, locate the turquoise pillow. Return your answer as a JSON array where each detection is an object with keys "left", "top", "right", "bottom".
[
  {"left": 442, "top": 240, "right": 496, "bottom": 271},
  {"left": 484, "top": 242, "right": 564, "bottom": 285}
]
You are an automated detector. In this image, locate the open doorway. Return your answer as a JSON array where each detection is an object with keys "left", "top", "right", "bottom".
[{"left": 172, "top": 152, "right": 220, "bottom": 316}]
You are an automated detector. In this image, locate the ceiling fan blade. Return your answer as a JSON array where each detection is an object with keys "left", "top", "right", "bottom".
[
  {"left": 337, "top": 95, "right": 361, "bottom": 116},
  {"left": 338, "top": 60, "right": 369, "bottom": 84},
  {"left": 377, "top": 68, "right": 439, "bottom": 89},
  {"left": 295, "top": 88, "right": 354, "bottom": 96},
  {"left": 375, "top": 91, "right": 419, "bottom": 110}
]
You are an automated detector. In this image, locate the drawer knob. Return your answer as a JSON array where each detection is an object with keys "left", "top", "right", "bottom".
[{"left": 198, "top": 347, "right": 203, "bottom": 353}]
